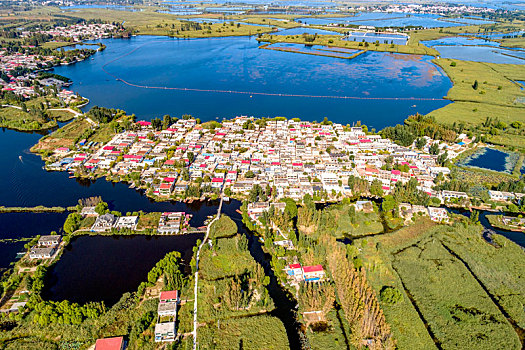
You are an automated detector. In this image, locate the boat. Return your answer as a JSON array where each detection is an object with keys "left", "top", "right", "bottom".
[
  {"left": 18, "top": 155, "right": 22, "bottom": 161},
  {"left": 223, "top": 196, "right": 230, "bottom": 201}
]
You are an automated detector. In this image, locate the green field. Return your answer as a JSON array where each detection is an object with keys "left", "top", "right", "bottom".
[
  {"left": 197, "top": 314, "right": 289, "bottom": 350},
  {"left": 60, "top": 7, "right": 274, "bottom": 38},
  {"left": 355, "top": 221, "right": 524, "bottom": 350},
  {"left": 394, "top": 238, "right": 520, "bottom": 349},
  {"left": 427, "top": 58, "right": 525, "bottom": 149}
]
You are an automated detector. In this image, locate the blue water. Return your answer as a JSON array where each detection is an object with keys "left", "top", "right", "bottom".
[
  {"left": 0, "top": 128, "right": 229, "bottom": 221},
  {"left": 423, "top": 38, "right": 525, "bottom": 64},
  {"left": 423, "top": 36, "right": 500, "bottom": 47},
  {"left": 269, "top": 42, "right": 361, "bottom": 58},
  {"left": 432, "top": 46, "right": 525, "bottom": 64},
  {"left": 275, "top": 27, "right": 341, "bottom": 35},
  {"left": 297, "top": 12, "right": 464, "bottom": 28},
  {"left": 61, "top": 44, "right": 101, "bottom": 51},
  {"left": 0, "top": 212, "right": 68, "bottom": 268},
  {"left": 344, "top": 31, "right": 408, "bottom": 45},
  {"left": 52, "top": 35, "right": 451, "bottom": 129},
  {"left": 42, "top": 233, "right": 203, "bottom": 305},
  {"left": 465, "top": 148, "right": 509, "bottom": 172}
]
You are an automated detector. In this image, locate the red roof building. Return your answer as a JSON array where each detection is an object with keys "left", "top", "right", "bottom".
[
  {"left": 160, "top": 290, "right": 179, "bottom": 303},
  {"left": 95, "top": 336, "right": 125, "bottom": 350}
]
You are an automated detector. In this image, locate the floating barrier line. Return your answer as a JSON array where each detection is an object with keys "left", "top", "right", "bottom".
[{"left": 100, "top": 39, "right": 445, "bottom": 101}]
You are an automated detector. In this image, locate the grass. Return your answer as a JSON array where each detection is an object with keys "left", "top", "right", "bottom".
[
  {"left": 354, "top": 219, "right": 438, "bottom": 350},
  {"left": 257, "top": 33, "right": 440, "bottom": 56},
  {"left": 41, "top": 41, "right": 75, "bottom": 49},
  {"left": 136, "top": 212, "right": 161, "bottom": 230},
  {"left": 439, "top": 224, "right": 525, "bottom": 329},
  {"left": 63, "top": 8, "right": 274, "bottom": 38},
  {"left": 305, "top": 309, "right": 351, "bottom": 350},
  {"left": 232, "top": 16, "right": 299, "bottom": 29},
  {"left": 199, "top": 235, "right": 256, "bottom": 280},
  {"left": 0, "top": 105, "right": 74, "bottom": 131},
  {"left": 433, "top": 59, "right": 525, "bottom": 108},
  {"left": 427, "top": 58, "right": 525, "bottom": 149},
  {"left": 197, "top": 314, "right": 289, "bottom": 350},
  {"left": 393, "top": 237, "right": 520, "bottom": 350},
  {"left": 354, "top": 219, "right": 525, "bottom": 349},
  {"left": 31, "top": 118, "right": 91, "bottom": 153}
]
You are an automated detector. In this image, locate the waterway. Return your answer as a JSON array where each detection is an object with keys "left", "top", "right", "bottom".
[
  {"left": 52, "top": 35, "right": 451, "bottom": 129},
  {"left": 452, "top": 209, "right": 525, "bottom": 248},
  {"left": 423, "top": 37, "right": 525, "bottom": 64},
  {"left": 41, "top": 199, "right": 303, "bottom": 347}
]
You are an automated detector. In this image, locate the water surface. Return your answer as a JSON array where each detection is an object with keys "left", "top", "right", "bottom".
[
  {"left": 53, "top": 35, "right": 451, "bottom": 129},
  {"left": 0, "top": 212, "right": 68, "bottom": 268},
  {"left": 297, "top": 12, "right": 464, "bottom": 28},
  {"left": 42, "top": 233, "right": 203, "bottom": 305}
]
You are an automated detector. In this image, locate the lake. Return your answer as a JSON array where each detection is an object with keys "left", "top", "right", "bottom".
[
  {"left": 297, "top": 12, "right": 466, "bottom": 28},
  {"left": 461, "top": 147, "right": 515, "bottom": 173},
  {"left": 423, "top": 37, "right": 525, "bottom": 64},
  {"left": 53, "top": 35, "right": 451, "bottom": 129},
  {"left": 42, "top": 233, "right": 203, "bottom": 305}
]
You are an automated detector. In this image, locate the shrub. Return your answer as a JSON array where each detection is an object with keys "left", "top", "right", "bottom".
[{"left": 380, "top": 286, "right": 403, "bottom": 305}]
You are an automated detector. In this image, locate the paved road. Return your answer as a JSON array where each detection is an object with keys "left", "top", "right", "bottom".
[{"left": 192, "top": 194, "right": 223, "bottom": 350}]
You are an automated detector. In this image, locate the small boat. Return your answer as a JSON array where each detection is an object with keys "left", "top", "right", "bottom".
[
  {"left": 18, "top": 155, "right": 22, "bottom": 161},
  {"left": 223, "top": 196, "right": 230, "bottom": 201}
]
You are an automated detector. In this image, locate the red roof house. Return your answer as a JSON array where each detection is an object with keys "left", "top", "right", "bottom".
[{"left": 95, "top": 336, "right": 124, "bottom": 350}]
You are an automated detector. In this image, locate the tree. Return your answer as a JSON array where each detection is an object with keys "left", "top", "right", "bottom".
[
  {"left": 379, "top": 286, "right": 403, "bottom": 305},
  {"left": 415, "top": 137, "right": 426, "bottom": 149},
  {"left": 209, "top": 216, "right": 238, "bottom": 238},
  {"left": 63, "top": 213, "right": 82, "bottom": 234},
  {"left": 429, "top": 143, "right": 440, "bottom": 155},
  {"left": 94, "top": 201, "right": 108, "bottom": 215},
  {"left": 245, "top": 170, "right": 255, "bottom": 178},
  {"left": 370, "top": 179, "right": 384, "bottom": 197},
  {"left": 187, "top": 151, "right": 195, "bottom": 163},
  {"left": 382, "top": 195, "right": 397, "bottom": 213},
  {"left": 281, "top": 198, "right": 298, "bottom": 219}
]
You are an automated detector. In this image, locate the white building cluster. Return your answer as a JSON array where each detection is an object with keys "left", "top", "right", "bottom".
[
  {"left": 27, "top": 23, "right": 118, "bottom": 41},
  {"left": 49, "top": 117, "right": 469, "bottom": 203}
]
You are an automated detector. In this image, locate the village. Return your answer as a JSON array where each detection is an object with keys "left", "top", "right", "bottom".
[
  {"left": 27, "top": 23, "right": 119, "bottom": 41},
  {"left": 44, "top": 116, "right": 524, "bottom": 211}
]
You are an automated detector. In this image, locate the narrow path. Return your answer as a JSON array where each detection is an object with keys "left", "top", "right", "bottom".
[
  {"left": 192, "top": 194, "right": 223, "bottom": 350},
  {"left": 48, "top": 107, "right": 82, "bottom": 118}
]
